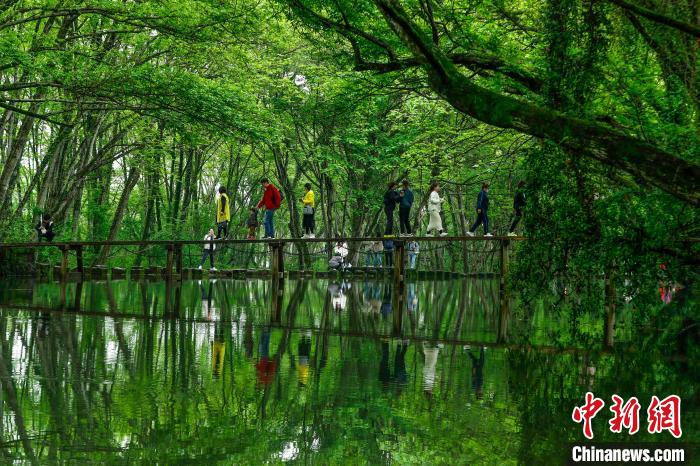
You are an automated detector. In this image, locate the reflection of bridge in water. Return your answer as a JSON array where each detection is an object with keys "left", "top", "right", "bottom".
[
  {"left": 0, "top": 273, "right": 618, "bottom": 350},
  {"left": 1, "top": 237, "right": 526, "bottom": 341},
  {"left": 0, "top": 235, "right": 622, "bottom": 349}
]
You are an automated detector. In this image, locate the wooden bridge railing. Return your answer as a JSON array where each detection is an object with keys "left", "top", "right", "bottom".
[{"left": 0, "top": 235, "right": 525, "bottom": 283}]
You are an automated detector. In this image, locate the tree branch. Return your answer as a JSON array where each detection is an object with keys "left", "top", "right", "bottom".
[
  {"left": 354, "top": 52, "right": 543, "bottom": 93},
  {"left": 606, "top": 0, "right": 700, "bottom": 38},
  {"left": 288, "top": 0, "right": 398, "bottom": 60},
  {"left": 371, "top": 0, "right": 700, "bottom": 205}
]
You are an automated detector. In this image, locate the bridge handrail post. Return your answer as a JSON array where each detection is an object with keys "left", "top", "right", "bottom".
[
  {"left": 175, "top": 244, "right": 183, "bottom": 281},
  {"left": 165, "top": 244, "right": 174, "bottom": 280},
  {"left": 59, "top": 245, "right": 69, "bottom": 280},
  {"left": 75, "top": 245, "right": 84, "bottom": 279}
]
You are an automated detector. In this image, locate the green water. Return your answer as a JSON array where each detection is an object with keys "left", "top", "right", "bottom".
[{"left": 0, "top": 279, "right": 696, "bottom": 464}]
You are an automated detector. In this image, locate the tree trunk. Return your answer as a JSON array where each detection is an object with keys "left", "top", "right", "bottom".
[{"left": 94, "top": 168, "right": 141, "bottom": 265}]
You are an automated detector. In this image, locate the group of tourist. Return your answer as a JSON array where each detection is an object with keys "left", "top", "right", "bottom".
[
  {"left": 198, "top": 177, "right": 526, "bottom": 269},
  {"left": 382, "top": 179, "right": 526, "bottom": 238}
]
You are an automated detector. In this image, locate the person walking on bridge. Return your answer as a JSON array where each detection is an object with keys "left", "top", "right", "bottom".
[
  {"left": 257, "top": 178, "right": 282, "bottom": 239},
  {"left": 467, "top": 183, "right": 492, "bottom": 237},
  {"left": 399, "top": 179, "right": 414, "bottom": 236},
  {"left": 35, "top": 213, "right": 55, "bottom": 242},
  {"left": 426, "top": 182, "right": 448, "bottom": 237},
  {"left": 216, "top": 186, "right": 231, "bottom": 239},
  {"left": 383, "top": 182, "right": 400, "bottom": 236},
  {"left": 301, "top": 183, "right": 315, "bottom": 238},
  {"left": 508, "top": 181, "right": 526, "bottom": 237},
  {"left": 199, "top": 228, "right": 217, "bottom": 270}
]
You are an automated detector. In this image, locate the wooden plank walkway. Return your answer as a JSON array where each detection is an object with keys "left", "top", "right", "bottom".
[
  {"left": 0, "top": 236, "right": 521, "bottom": 283},
  {"left": 0, "top": 235, "right": 525, "bottom": 248}
]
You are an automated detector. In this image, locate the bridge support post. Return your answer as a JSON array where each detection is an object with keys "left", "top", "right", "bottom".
[
  {"left": 269, "top": 242, "right": 285, "bottom": 324},
  {"left": 59, "top": 279, "right": 67, "bottom": 309},
  {"left": 270, "top": 242, "right": 285, "bottom": 281},
  {"left": 175, "top": 244, "right": 183, "bottom": 281},
  {"left": 392, "top": 240, "right": 406, "bottom": 336},
  {"left": 497, "top": 240, "right": 511, "bottom": 342},
  {"left": 393, "top": 240, "right": 405, "bottom": 287},
  {"left": 75, "top": 245, "right": 84, "bottom": 279},
  {"left": 499, "top": 239, "right": 510, "bottom": 287},
  {"left": 165, "top": 244, "right": 174, "bottom": 280},
  {"left": 73, "top": 280, "right": 83, "bottom": 311},
  {"left": 59, "top": 246, "right": 69, "bottom": 280}
]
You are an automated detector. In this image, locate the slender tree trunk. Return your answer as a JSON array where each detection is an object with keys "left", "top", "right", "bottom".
[{"left": 94, "top": 168, "right": 141, "bottom": 265}]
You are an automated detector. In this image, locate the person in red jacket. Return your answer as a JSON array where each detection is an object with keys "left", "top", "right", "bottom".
[{"left": 257, "top": 177, "right": 282, "bottom": 238}]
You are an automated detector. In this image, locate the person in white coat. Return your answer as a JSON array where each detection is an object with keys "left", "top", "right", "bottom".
[
  {"left": 426, "top": 182, "right": 448, "bottom": 236},
  {"left": 423, "top": 342, "right": 441, "bottom": 394}
]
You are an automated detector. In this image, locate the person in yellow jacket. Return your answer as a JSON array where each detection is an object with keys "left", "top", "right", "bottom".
[
  {"left": 300, "top": 183, "right": 315, "bottom": 238},
  {"left": 216, "top": 186, "right": 231, "bottom": 238},
  {"left": 297, "top": 332, "right": 311, "bottom": 386}
]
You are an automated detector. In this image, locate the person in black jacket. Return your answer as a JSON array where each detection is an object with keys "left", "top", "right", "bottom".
[
  {"left": 398, "top": 179, "right": 414, "bottom": 236},
  {"left": 508, "top": 181, "right": 526, "bottom": 236},
  {"left": 467, "top": 183, "right": 491, "bottom": 237},
  {"left": 383, "top": 182, "right": 400, "bottom": 236},
  {"left": 35, "top": 214, "right": 55, "bottom": 242}
]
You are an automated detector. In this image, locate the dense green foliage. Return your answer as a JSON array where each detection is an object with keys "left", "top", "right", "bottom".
[{"left": 1, "top": 1, "right": 698, "bottom": 306}]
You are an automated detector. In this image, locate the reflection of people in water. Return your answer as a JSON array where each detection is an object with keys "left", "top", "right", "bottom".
[
  {"left": 407, "top": 282, "right": 418, "bottom": 313},
  {"left": 468, "top": 347, "right": 485, "bottom": 400},
  {"left": 423, "top": 342, "right": 440, "bottom": 394},
  {"left": 212, "top": 326, "right": 225, "bottom": 379},
  {"left": 201, "top": 280, "right": 225, "bottom": 379},
  {"left": 381, "top": 284, "right": 392, "bottom": 319},
  {"left": 329, "top": 281, "right": 349, "bottom": 311},
  {"left": 395, "top": 340, "right": 408, "bottom": 387},
  {"left": 200, "top": 280, "right": 215, "bottom": 320},
  {"left": 297, "top": 332, "right": 311, "bottom": 387},
  {"left": 366, "top": 282, "right": 381, "bottom": 313},
  {"left": 256, "top": 326, "right": 277, "bottom": 385},
  {"left": 379, "top": 340, "right": 391, "bottom": 389},
  {"left": 659, "top": 284, "right": 682, "bottom": 304},
  {"left": 243, "top": 314, "right": 253, "bottom": 359},
  {"left": 379, "top": 340, "right": 409, "bottom": 391}
]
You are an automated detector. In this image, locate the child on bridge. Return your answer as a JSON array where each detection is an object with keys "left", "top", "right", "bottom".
[
  {"left": 199, "top": 228, "right": 217, "bottom": 270},
  {"left": 247, "top": 208, "right": 259, "bottom": 239}
]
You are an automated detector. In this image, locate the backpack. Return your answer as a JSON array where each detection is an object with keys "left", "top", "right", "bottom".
[
  {"left": 276, "top": 189, "right": 284, "bottom": 207},
  {"left": 329, "top": 256, "right": 342, "bottom": 270}
]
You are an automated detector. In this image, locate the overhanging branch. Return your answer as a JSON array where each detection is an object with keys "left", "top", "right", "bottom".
[
  {"left": 606, "top": 0, "right": 700, "bottom": 38},
  {"left": 371, "top": 0, "right": 700, "bottom": 205},
  {"left": 354, "top": 52, "right": 543, "bottom": 93}
]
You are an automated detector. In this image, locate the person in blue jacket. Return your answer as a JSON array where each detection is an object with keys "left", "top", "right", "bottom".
[
  {"left": 468, "top": 183, "right": 492, "bottom": 237},
  {"left": 398, "top": 179, "right": 414, "bottom": 236}
]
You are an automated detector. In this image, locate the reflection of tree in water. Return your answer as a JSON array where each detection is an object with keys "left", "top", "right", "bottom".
[{"left": 0, "top": 277, "right": 696, "bottom": 463}]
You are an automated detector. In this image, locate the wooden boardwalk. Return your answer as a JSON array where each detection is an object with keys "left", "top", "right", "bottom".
[
  {"left": 0, "top": 236, "right": 523, "bottom": 283},
  {"left": 0, "top": 235, "right": 525, "bottom": 248}
]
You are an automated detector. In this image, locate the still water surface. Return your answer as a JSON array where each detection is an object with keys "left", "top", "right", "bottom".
[{"left": 0, "top": 279, "right": 695, "bottom": 464}]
